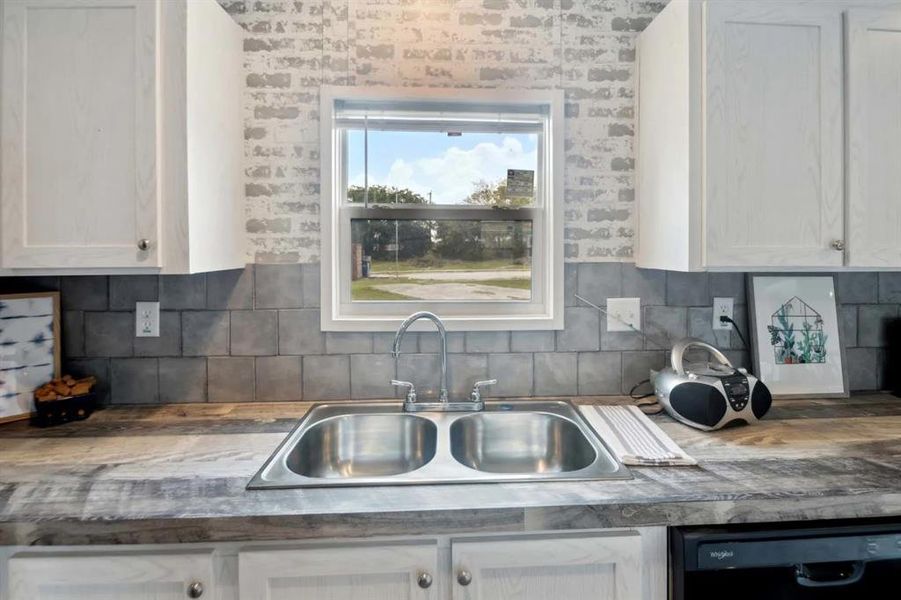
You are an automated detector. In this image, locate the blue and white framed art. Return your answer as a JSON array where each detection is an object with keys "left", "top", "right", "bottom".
[{"left": 0, "top": 292, "right": 61, "bottom": 423}]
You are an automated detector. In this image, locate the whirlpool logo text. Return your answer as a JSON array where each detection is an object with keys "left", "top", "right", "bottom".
[{"left": 709, "top": 549, "right": 735, "bottom": 561}]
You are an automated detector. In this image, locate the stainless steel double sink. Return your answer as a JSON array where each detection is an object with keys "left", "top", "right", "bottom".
[{"left": 248, "top": 400, "right": 630, "bottom": 489}]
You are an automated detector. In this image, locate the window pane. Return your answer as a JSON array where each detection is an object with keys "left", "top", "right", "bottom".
[
  {"left": 350, "top": 219, "right": 532, "bottom": 302},
  {"left": 346, "top": 130, "right": 537, "bottom": 207}
]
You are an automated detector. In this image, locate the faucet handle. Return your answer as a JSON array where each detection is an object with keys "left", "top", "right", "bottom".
[
  {"left": 391, "top": 379, "right": 417, "bottom": 403},
  {"left": 471, "top": 379, "right": 497, "bottom": 402}
]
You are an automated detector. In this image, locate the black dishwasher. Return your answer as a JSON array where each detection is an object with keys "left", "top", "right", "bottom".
[{"left": 671, "top": 519, "right": 901, "bottom": 599}]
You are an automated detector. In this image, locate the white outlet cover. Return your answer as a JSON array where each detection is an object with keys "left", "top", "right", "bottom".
[
  {"left": 606, "top": 297, "right": 641, "bottom": 332},
  {"left": 713, "top": 297, "right": 734, "bottom": 331},
  {"left": 135, "top": 301, "right": 160, "bottom": 337}
]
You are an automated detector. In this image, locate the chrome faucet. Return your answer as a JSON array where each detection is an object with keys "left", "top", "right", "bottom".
[
  {"left": 390, "top": 311, "right": 495, "bottom": 412},
  {"left": 392, "top": 311, "right": 449, "bottom": 403}
]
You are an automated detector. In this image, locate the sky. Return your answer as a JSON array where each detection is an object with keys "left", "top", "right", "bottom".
[{"left": 347, "top": 130, "right": 537, "bottom": 204}]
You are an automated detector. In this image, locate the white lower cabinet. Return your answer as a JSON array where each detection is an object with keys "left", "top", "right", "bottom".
[
  {"left": 451, "top": 534, "right": 644, "bottom": 600},
  {"left": 2, "top": 528, "right": 665, "bottom": 600},
  {"left": 237, "top": 530, "right": 663, "bottom": 600},
  {"left": 6, "top": 550, "right": 217, "bottom": 600},
  {"left": 238, "top": 542, "right": 440, "bottom": 600}
]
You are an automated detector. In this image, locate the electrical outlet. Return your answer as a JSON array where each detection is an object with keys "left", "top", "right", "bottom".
[
  {"left": 606, "top": 297, "right": 641, "bottom": 332},
  {"left": 713, "top": 297, "right": 734, "bottom": 331},
  {"left": 135, "top": 301, "right": 160, "bottom": 337}
]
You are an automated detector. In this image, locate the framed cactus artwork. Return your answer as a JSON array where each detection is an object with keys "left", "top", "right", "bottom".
[{"left": 749, "top": 276, "right": 847, "bottom": 398}]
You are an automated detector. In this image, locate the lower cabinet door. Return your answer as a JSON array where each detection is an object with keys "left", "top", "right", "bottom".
[
  {"left": 451, "top": 533, "right": 644, "bottom": 600},
  {"left": 7, "top": 550, "right": 217, "bottom": 600},
  {"left": 238, "top": 542, "right": 439, "bottom": 600}
]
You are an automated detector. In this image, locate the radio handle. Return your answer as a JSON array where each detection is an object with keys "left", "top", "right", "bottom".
[{"left": 671, "top": 338, "right": 733, "bottom": 375}]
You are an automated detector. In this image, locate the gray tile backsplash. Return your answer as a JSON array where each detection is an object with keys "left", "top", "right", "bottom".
[
  {"left": 159, "top": 357, "right": 208, "bottom": 404},
  {"left": 255, "top": 264, "right": 303, "bottom": 309},
  {"left": 5, "top": 264, "right": 896, "bottom": 404},
  {"left": 208, "top": 357, "right": 255, "bottom": 403},
  {"left": 303, "top": 355, "right": 351, "bottom": 400},
  {"left": 349, "top": 354, "right": 396, "bottom": 400},
  {"left": 160, "top": 274, "right": 207, "bottom": 310},
  {"left": 230, "top": 310, "right": 278, "bottom": 356},
  {"left": 206, "top": 268, "right": 253, "bottom": 310},
  {"left": 255, "top": 355, "right": 302, "bottom": 402},
  {"left": 534, "top": 352, "right": 578, "bottom": 396}
]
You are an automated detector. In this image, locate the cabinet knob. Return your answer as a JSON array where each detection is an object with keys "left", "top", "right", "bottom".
[
  {"left": 417, "top": 572, "right": 433, "bottom": 589},
  {"left": 137, "top": 239, "right": 152, "bottom": 251},
  {"left": 831, "top": 239, "right": 845, "bottom": 252},
  {"left": 457, "top": 569, "right": 472, "bottom": 586},
  {"left": 187, "top": 582, "right": 203, "bottom": 598}
]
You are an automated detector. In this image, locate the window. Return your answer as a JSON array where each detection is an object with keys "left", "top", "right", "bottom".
[{"left": 321, "top": 87, "right": 564, "bottom": 331}]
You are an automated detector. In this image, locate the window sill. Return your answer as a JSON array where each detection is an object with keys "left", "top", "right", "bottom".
[{"left": 321, "top": 312, "right": 565, "bottom": 332}]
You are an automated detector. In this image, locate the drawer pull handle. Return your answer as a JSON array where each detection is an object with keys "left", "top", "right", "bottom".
[{"left": 417, "top": 572, "right": 433, "bottom": 589}]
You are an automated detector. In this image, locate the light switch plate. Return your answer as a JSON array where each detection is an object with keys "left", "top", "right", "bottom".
[
  {"left": 606, "top": 297, "right": 641, "bottom": 332},
  {"left": 135, "top": 301, "right": 160, "bottom": 337},
  {"left": 713, "top": 297, "right": 734, "bottom": 331}
]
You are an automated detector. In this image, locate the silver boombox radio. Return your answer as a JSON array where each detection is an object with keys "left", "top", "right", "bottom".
[{"left": 651, "top": 338, "right": 772, "bottom": 431}]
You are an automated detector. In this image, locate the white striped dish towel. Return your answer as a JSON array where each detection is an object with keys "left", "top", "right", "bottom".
[{"left": 580, "top": 405, "right": 697, "bottom": 466}]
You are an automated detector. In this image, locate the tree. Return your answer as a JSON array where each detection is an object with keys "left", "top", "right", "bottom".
[
  {"left": 464, "top": 178, "right": 531, "bottom": 207},
  {"left": 433, "top": 179, "right": 531, "bottom": 262},
  {"left": 347, "top": 184, "right": 430, "bottom": 205},
  {"left": 434, "top": 220, "right": 484, "bottom": 261},
  {"left": 348, "top": 185, "right": 432, "bottom": 261}
]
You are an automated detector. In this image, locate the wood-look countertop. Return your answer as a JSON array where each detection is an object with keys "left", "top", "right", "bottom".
[{"left": 2, "top": 394, "right": 901, "bottom": 546}]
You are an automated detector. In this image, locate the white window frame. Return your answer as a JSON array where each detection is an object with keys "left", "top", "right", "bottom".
[{"left": 320, "top": 86, "right": 564, "bottom": 332}]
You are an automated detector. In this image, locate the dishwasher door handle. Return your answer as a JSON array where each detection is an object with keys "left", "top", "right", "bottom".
[{"left": 795, "top": 561, "right": 866, "bottom": 588}]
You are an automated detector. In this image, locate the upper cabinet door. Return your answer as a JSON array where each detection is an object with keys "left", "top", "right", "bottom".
[
  {"left": 705, "top": 2, "right": 844, "bottom": 268},
  {"left": 1, "top": 0, "right": 160, "bottom": 269},
  {"left": 7, "top": 551, "right": 216, "bottom": 600},
  {"left": 451, "top": 534, "right": 644, "bottom": 600},
  {"left": 846, "top": 7, "right": 901, "bottom": 268}
]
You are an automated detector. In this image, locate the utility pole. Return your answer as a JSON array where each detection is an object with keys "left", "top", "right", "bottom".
[{"left": 395, "top": 191, "right": 399, "bottom": 279}]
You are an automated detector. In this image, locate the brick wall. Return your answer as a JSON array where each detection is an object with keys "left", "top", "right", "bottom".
[
  {"left": 224, "top": 0, "right": 664, "bottom": 263},
  {"left": 4, "top": 1, "right": 893, "bottom": 404},
  {"left": 1, "top": 267, "right": 894, "bottom": 404}
]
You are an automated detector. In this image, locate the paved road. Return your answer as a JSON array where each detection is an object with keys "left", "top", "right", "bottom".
[
  {"left": 377, "top": 282, "right": 531, "bottom": 301},
  {"left": 369, "top": 269, "right": 530, "bottom": 282}
]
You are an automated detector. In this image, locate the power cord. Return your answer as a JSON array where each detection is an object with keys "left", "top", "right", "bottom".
[
  {"left": 629, "top": 378, "right": 655, "bottom": 400},
  {"left": 719, "top": 315, "right": 750, "bottom": 351}
]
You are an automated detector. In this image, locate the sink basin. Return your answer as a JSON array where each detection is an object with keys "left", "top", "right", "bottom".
[
  {"left": 450, "top": 412, "right": 596, "bottom": 474},
  {"left": 248, "top": 400, "right": 630, "bottom": 489},
  {"left": 286, "top": 414, "right": 437, "bottom": 478}
]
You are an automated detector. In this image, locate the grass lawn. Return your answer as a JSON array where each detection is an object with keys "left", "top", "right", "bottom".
[
  {"left": 369, "top": 258, "right": 529, "bottom": 273},
  {"left": 350, "top": 277, "right": 416, "bottom": 300},
  {"left": 472, "top": 278, "right": 531, "bottom": 290},
  {"left": 351, "top": 275, "right": 531, "bottom": 300}
]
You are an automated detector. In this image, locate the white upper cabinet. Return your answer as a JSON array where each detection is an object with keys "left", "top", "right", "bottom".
[
  {"left": 1, "top": 0, "right": 159, "bottom": 269},
  {"left": 637, "top": 1, "right": 901, "bottom": 271},
  {"left": 0, "top": 0, "right": 245, "bottom": 274},
  {"left": 705, "top": 2, "right": 844, "bottom": 269},
  {"left": 846, "top": 7, "right": 901, "bottom": 267},
  {"left": 7, "top": 550, "right": 217, "bottom": 600}
]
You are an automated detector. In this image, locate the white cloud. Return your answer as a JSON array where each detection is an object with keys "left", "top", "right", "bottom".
[
  {"left": 351, "top": 136, "right": 537, "bottom": 204},
  {"left": 386, "top": 159, "right": 414, "bottom": 189}
]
